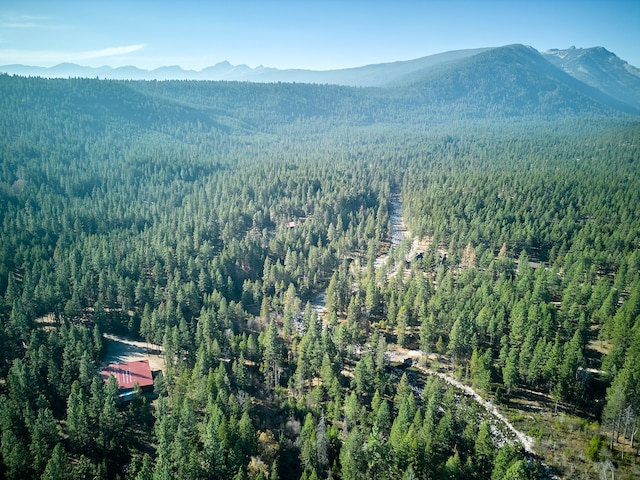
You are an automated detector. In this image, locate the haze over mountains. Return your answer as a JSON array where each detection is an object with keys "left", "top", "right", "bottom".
[
  {"left": 2, "top": 44, "right": 639, "bottom": 116},
  {"left": 1, "top": 47, "right": 497, "bottom": 85}
]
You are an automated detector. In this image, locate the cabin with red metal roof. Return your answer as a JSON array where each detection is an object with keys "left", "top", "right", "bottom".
[{"left": 100, "top": 359, "right": 154, "bottom": 399}]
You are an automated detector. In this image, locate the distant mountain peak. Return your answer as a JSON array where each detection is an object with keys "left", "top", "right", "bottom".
[{"left": 542, "top": 46, "right": 640, "bottom": 111}]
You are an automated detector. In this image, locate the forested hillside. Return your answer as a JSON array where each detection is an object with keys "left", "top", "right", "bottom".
[{"left": 0, "top": 73, "right": 639, "bottom": 479}]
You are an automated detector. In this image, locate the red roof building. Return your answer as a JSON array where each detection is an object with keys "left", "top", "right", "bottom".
[{"left": 100, "top": 359, "right": 154, "bottom": 392}]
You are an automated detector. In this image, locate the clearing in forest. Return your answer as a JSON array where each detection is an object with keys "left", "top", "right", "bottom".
[{"left": 102, "top": 334, "right": 165, "bottom": 373}]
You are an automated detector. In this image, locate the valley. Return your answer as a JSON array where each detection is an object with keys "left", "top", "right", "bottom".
[{"left": 0, "top": 45, "right": 639, "bottom": 479}]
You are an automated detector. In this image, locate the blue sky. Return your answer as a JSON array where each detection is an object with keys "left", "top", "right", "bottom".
[{"left": 1, "top": 0, "right": 638, "bottom": 70}]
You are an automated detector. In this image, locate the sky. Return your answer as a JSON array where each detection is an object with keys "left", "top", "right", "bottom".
[{"left": 1, "top": 0, "right": 639, "bottom": 71}]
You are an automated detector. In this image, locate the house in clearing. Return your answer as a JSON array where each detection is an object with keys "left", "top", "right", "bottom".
[{"left": 100, "top": 359, "right": 154, "bottom": 401}]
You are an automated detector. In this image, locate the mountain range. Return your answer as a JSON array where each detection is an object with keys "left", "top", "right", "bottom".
[
  {"left": 0, "top": 47, "right": 494, "bottom": 85},
  {"left": 2, "top": 44, "right": 639, "bottom": 116}
]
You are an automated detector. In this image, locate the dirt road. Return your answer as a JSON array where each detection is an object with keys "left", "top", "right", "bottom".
[{"left": 102, "top": 334, "right": 165, "bottom": 372}]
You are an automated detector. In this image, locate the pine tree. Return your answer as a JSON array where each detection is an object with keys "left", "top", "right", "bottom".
[
  {"left": 41, "top": 444, "right": 70, "bottom": 480},
  {"left": 300, "top": 413, "right": 317, "bottom": 473},
  {"left": 66, "top": 381, "right": 91, "bottom": 453},
  {"left": 503, "top": 348, "right": 519, "bottom": 398},
  {"left": 1, "top": 429, "right": 31, "bottom": 480},
  {"left": 315, "top": 416, "right": 329, "bottom": 474},
  {"left": 99, "top": 375, "right": 124, "bottom": 452},
  {"left": 419, "top": 313, "right": 435, "bottom": 355},
  {"left": 441, "top": 451, "right": 462, "bottom": 480},
  {"left": 396, "top": 305, "right": 409, "bottom": 347},
  {"left": 29, "top": 408, "right": 59, "bottom": 475},
  {"left": 260, "top": 319, "right": 283, "bottom": 390},
  {"left": 474, "top": 421, "right": 495, "bottom": 477},
  {"left": 340, "top": 426, "right": 366, "bottom": 480}
]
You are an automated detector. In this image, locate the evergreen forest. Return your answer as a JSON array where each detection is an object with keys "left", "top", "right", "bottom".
[{"left": 1, "top": 65, "right": 639, "bottom": 480}]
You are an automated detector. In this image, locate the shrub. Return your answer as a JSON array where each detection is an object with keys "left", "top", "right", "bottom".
[{"left": 586, "top": 434, "right": 604, "bottom": 462}]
